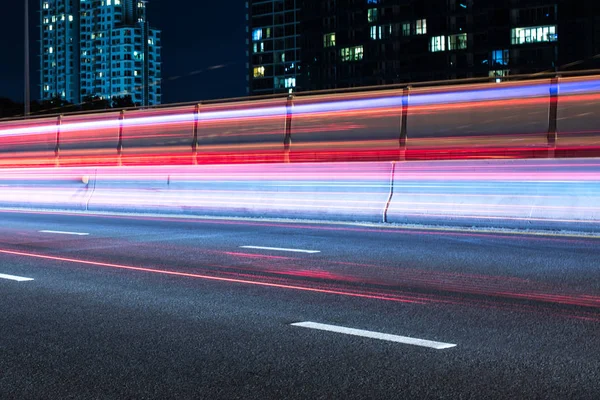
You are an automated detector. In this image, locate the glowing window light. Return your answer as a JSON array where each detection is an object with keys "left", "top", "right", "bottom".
[
  {"left": 511, "top": 25, "right": 557, "bottom": 45},
  {"left": 323, "top": 33, "right": 336, "bottom": 47},
  {"left": 430, "top": 36, "right": 446, "bottom": 52}
]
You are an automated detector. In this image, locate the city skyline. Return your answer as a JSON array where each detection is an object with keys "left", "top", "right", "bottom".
[
  {"left": 3, "top": 1, "right": 600, "bottom": 108},
  {"left": 0, "top": 0, "right": 247, "bottom": 106},
  {"left": 40, "top": 0, "right": 162, "bottom": 106},
  {"left": 247, "top": 0, "right": 600, "bottom": 95}
]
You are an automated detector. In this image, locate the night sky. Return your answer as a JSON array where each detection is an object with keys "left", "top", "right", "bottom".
[{"left": 0, "top": 0, "right": 248, "bottom": 104}]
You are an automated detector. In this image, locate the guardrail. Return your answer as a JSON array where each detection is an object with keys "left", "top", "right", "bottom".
[{"left": 1, "top": 75, "right": 599, "bottom": 168}]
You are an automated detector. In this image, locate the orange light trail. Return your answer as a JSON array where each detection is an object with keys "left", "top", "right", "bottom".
[{"left": 0, "top": 76, "right": 599, "bottom": 167}]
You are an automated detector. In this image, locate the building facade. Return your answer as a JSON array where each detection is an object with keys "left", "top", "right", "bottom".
[
  {"left": 40, "top": 0, "right": 78, "bottom": 102},
  {"left": 41, "top": 0, "right": 161, "bottom": 106},
  {"left": 247, "top": 0, "right": 600, "bottom": 95},
  {"left": 246, "top": 0, "right": 302, "bottom": 96}
]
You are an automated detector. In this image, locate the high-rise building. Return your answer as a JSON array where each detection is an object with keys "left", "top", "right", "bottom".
[
  {"left": 40, "top": 0, "right": 78, "bottom": 102},
  {"left": 40, "top": 0, "right": 162, "bottom": 106},
  {"left": 246, "top": 0, "right": 600, "bottom": 95},
  {"left": 246, "top": 0, "right": 301, "bottom": 96}
]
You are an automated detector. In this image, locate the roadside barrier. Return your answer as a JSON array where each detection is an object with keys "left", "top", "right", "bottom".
[{"left": 0, "top": 158, "right": 598, "bottom": 231}]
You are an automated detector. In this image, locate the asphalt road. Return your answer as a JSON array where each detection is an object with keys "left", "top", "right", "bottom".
[{"left": 0, "top": 210, "right": 599, "bottom": 399}]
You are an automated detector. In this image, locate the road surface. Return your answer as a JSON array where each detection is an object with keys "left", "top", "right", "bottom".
[{"left": 0, "top": 210, "right": 598, "bottom": 399}]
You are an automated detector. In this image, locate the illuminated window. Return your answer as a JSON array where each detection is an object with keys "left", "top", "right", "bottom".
[
  {"left": 253, "top": 42, "right": 265, "bottom": 53},
  {"left": 367, "top": 8, "right": 378, "bottom": 23},
  {"left": 340, "top": 46, "right": 364, "bottom": 62},
  {"left": 370, "top": 26, "right": 377, "bottom": 40},
  {"left": 253, "top": 66, "right": 265, "bottom": 77},
  {"left": 489, "top": 70, "right": 509, "bottom": 77},
  {"left": 511, "top": 25, "right": 557, "bottom": 45},
  {"left": 492, "top": 50, "right": 509, "bottom": 66},
  {"left": 323, "top": 33, "right": 336, "bottom": 47},
  {"left": 354, "top": 46, "right": 363, "bottom": 60},
  {"left": 115, "top": 0, "right": 121, "bottom": 4},
  {"left": 252, "top": 28, "right": 262, "bottom": 41},
  {"left": 43, "top": 2, "right": 49, "bottom": 9},
  {"left": 448, "top": 33, "right": 467, "bottom": 50},
  {"left": 69, "top": 15, "right": 73, "bottom": 21},
  {"left": 284, "top": 77, "right": 296, "bottom": 88},
  {"left": 429, "top": 36, "right": 446, "bottom": 52},
  {"left": 49, "top": 46, "right": 54, "bottom": 54},
  {"left": 415, "top": 19, "right": 427, "bottom": 35},
  {"left": 370, "top": 25, "right": 391, "bottom": 40},
  {"left": 402, "top": 23, "right": 411, "bottom": 36}
]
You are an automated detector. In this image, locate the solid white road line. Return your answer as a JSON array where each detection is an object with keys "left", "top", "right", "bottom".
[
  {"left": 39, "top": 230, "right": 90, "bottom": 236},
  {"left": 0, "top": 273, "right": 34, "bottom": 282},
  {"left": 291, "top": 321, "right": 457, "bottom": 350},
  {"left": 240, "top": 246, "right": 320, "bottom": 254}
]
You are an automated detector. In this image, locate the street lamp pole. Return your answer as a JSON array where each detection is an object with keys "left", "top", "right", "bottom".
[{"left": 24, "top": 0, "right": 30, "bottom": 117}]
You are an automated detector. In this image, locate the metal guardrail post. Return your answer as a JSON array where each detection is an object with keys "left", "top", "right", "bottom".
[
  {"left": 117, "top": 110, "right": 124, "bottom": 166},
  {"left": 284, "top": 94, "right": 294, "bottom": 163},
  {"left": 192, "top": 103, "right": 200, "bottom": 165},
  {"left": 547, "top": 76, "right": 559, "bottom": 158},
  {"left": 399, "top": 86, "right": 410, "bottom": 161},
  {"left": 54, "top": 115, "right": 62, "bottom": 167}
]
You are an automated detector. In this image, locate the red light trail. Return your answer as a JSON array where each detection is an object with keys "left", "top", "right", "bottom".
[{"left": 0, "top": 76, "right": 599, "bottom": 168}]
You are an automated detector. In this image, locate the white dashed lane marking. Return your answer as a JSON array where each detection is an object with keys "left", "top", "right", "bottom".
[
  {"left": 39, "top": 230, "right": 90, "bottom": 236},
  {"left": 240, "top": 246, "right": 320, "bottom": 254},
  {"left": 0, "top": 273, "right": 34, "bottom": 282},
  {"left": 291, "top": 322, "right": 457, "bottom": 350}
]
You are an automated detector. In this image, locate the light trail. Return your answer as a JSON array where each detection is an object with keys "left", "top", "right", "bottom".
[
  {"left": 0, "top": 245, "right": 598, "bottom": 321},
  {"left": 0, "top": 76, "right": 598, "bottom": 167},
  {"left": 0, "top": 248, "right": 425, "bottom": 304}
]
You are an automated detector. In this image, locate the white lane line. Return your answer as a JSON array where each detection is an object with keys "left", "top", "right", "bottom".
[
  {"left": 240, "top": 246, "right": 320, "bottom": 254},
  {"left": 39, "top": 230, "right": 90, "bottom": 236},
  {"left": 291, "top": 322, "right": 456, "bottom": 350},
  {"left": 0, "top": 273, "right": 34, "bottom": 282}
]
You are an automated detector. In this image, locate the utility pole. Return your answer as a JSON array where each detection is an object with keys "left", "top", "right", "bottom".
[{"left": 24, "top": 0, "right": 30, "bottom": 117}]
